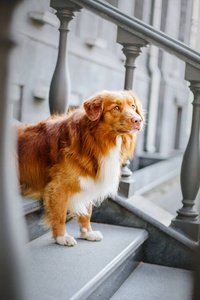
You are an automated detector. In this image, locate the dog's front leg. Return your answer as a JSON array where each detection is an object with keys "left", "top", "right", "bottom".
[
  {"left": 43, "top": 183, "right": 77, "bottom": 246},
  {"left": 77, "top": 204, "right": 103, "bottom": 241}
]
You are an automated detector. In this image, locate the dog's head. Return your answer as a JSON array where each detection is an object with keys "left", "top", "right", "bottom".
[{"left": 84, "top": 90, "right": 144, "bottom": 134}]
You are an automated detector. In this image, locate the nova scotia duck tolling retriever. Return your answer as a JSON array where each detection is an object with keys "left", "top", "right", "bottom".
[{"left": 17, "top": 90, "right": 144, "bottom": 246}]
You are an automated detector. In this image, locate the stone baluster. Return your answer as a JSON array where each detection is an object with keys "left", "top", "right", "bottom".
[
  {"left": 144, "top": 0, "right": 162, "bottom": 153},
  {"left": 117, "top": 27, "right": 147, "bottom": 198},
  {"left": 49, "top": 0, "right": 80, "bottom": 114},
  {"left": 0, "top": 0, "right": 27, "bottom": 299},
  {"left": 171, "top": 64, "right": 200, "bottom": 241}
]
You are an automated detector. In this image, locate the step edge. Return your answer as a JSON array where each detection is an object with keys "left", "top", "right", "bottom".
[
  {"left": 23, "top": 198, "right": 43, "bottom": 215},
  {"left": 110, "top": 262, "right": 195, "bottom": 300},
  {"left": 70, "top": 230, "right": 148, "bottom": 300},
  {"left": 114, "top": 194, "right": 199, "bottom": 251},
  {"left": 135, "top": 168, "right": 180, "bottom": 195}
]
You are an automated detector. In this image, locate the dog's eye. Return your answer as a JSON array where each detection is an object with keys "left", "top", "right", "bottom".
[
  {"left": 132, "top": 104, "right": 136, "bottom": 109},
  {"left": 113, "top": 106, "right": 120, "bottom": 111}
]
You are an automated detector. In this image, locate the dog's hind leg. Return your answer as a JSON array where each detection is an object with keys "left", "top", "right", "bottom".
[
  {"left": 43, "top": 183, "right": 77, "bottom": 246},
  {"left": 77, "top": 204, "right": 103, "bottom": 241}
]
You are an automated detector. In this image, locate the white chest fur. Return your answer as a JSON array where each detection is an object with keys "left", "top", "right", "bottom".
[{"left": 68, "top": 136, "right": 122, "bottom": 216}]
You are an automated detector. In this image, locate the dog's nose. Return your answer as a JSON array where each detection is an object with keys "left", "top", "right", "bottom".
[{"left": 131, "top": 116, "right": 142, "bottom": 124}]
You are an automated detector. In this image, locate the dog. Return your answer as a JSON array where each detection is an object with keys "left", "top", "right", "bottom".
[{"left": 17, "top": 90, "right": 144, "bottom": 246}]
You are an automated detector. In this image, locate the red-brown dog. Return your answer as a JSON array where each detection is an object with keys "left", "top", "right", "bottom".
[{"left": 17, "top": 90, "right": 144, "bottom": 246}]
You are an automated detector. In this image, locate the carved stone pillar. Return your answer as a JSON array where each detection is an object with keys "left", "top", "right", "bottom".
[
  {"left": 144, "top": 0, "right": 162, "bottom": 153},
  {"left": 49, "top": 0, "right": 80, "bottom": 114},
  {"left": 171, "top": 64, "right": 200, "bottom": 241},
  {"left": 117, "top": 27, "right": 147, "bottom": 198}
]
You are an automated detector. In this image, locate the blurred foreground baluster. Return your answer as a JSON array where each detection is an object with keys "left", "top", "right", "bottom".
[{"left": 0, "top": 1, "right": 27, "bottom": 299}]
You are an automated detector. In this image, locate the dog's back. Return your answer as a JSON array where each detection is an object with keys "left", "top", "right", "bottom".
[{"left": 17, "top": 111, "right": 85, "bottom": 197}]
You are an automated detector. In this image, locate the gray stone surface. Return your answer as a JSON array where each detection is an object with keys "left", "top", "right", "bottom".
[
  {"left": 111, "top": 262, "right": 194, "bottom": 300},
  {"left": 92, "top": 196, "right": 199, "bottom": 270},
  {"left": 133, "top": 156, "right": 182, "bottom": 194},
  {"left": 23, "top": 197, "right": 42, "bottom": 215},
  {"left": 128, "top": 195, "right": 174, "bottom": 226},
  {"left": 143, "top": 175, "right": 200, "bottom": 216},
  {"left": 25, "top": 207, "right": 49, "bottom": 242},
  {"left": 26, "top": 222, "right": 147, "bottom": 300}
]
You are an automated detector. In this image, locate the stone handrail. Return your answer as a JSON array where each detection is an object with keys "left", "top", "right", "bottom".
[{"left": 70, "top": 0, "right": 200, "bottom": 68}]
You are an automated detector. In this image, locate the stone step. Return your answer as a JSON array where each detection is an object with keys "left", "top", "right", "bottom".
[
  {"left": 22, "top": 197, "right": 48, "bottom": 241},
  {"left": 111, "top": 262, "right": 194, "bottom": 300},
  {"left": 23, "top": 197, "right": 42, "bottom": 215},
  {"left": 26, "top": 222, "right": 148, "bottom": 300}
]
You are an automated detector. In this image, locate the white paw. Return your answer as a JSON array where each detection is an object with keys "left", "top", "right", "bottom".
[
  {"left": 56, "top": 234, "right": 77, "bottom": 246},
  {"left": 81, "top": 229, "right": 103, "bottom": 241}
]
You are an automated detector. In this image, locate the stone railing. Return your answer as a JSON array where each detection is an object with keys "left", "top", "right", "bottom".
[{"left": 49, "top": 0, "right": 200, "bottom": 241}]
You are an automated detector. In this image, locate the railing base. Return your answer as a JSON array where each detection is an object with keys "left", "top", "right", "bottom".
[
  {"left": 171, "top": 218, "right": 200, "bottom": 242},
  {"left": 118, "top": 177, "right": 135, "bottom": 199}
]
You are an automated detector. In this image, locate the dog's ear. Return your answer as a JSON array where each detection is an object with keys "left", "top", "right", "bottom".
[{"left": 84, "top": 95, "right": 103, "bottom": 121}]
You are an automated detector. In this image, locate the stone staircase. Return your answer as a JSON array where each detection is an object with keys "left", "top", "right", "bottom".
[{"left": 23, "top": 195, "right": 196, "bottom": 300}]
